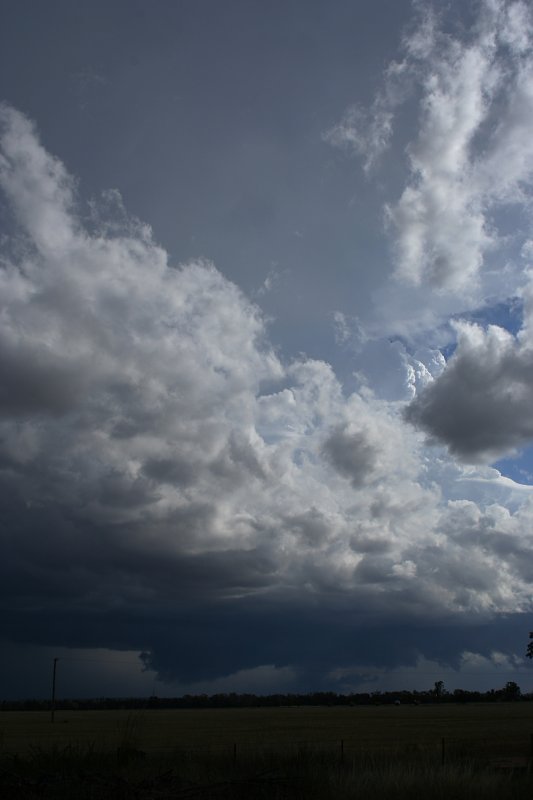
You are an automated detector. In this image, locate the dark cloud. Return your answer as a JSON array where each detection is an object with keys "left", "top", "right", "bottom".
[
  {"left": 405, "top": 322, "right": 533, "bottom": 461},
  {"left": 142, "top": 457, "right": 198, "bottom": 487},
  {"left": 0, "top": 342, "right": 86, "bottom": 416},
  {"left": 2, "top": 593, "right": 530, "bottom": 697},
  {"left": 322, "top": 424, "right": 376, "bottom": 486}
]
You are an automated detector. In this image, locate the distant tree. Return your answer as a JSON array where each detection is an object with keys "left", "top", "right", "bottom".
[
  {"left": 433, "top": 680, "right": 445, "bottom": 698},
  {"left": 504, "top": 681, "right": 521, "bottom": 701}
]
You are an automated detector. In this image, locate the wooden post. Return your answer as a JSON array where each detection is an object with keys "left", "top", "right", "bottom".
[
  {"left": 441, "top": 737, "right": 445, "bottom": 766},
  {"left": 340, "top": 739, "right": 344, "bottom": 764},
  {"left": 50, "top": 657, "right": 59, "bottom": 723},
  {"left": 233, "top": 742, "right": 237, "bottom": 766}
]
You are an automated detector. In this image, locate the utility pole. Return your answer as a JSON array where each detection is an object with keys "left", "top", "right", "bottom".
[{"left": 50, "top": 657, "right": 59, "bottom": 723}]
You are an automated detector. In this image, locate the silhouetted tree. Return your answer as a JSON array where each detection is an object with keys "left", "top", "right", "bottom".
[{"left": 504, "top": 681, "right": 521, "bottom": 700}]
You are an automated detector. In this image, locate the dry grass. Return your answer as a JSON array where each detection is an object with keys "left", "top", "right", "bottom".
[
  {"left": 1, "top": 743, "right": 532, "bottom": 799},
  {"left": 1, "top": 702, "right": 532, "bottom": 756},
  {"left": 1, "top": 703, "right": 533, "bottom": 797}
]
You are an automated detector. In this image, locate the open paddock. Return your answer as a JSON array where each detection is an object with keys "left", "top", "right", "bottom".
[
  {"left": 2, "top": 704, "right": 533, "bottom": 799},
  {"left": 2, "top": 702, "right": 533, "bottom": 760}
]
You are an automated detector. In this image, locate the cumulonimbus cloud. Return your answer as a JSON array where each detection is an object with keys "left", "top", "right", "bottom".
[{"left": 2, "top": 102, "right": 533, "bottom": 687}]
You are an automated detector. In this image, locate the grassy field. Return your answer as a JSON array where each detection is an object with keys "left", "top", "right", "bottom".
[
  {"left": 2, "top": 704, "right": 533, "bottom": 798},
  {"left": 2, "top": 702, "right": 533, "bottom": 757}
]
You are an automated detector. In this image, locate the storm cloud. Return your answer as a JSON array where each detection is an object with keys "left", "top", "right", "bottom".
[
  {"left": 405, "top": 318, "right": 533, "bottom": 461},
  {"left": 2, "top": 0, "right": 533, "bottom": 698}
]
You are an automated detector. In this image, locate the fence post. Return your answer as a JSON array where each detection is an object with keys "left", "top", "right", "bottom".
[
  {"left": 441, "top": 737, "right": 445, "bottom": 766},
  {"left": 529, "top": 733, "right": 533, "bottom": 771},
  {"left": 233, "top": 742, "right": 237, "bottom": 766},
  {"left": 340, "top": 739, "right": 344, "bottom": 764}
]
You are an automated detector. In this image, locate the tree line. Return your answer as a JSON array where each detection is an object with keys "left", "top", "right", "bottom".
[{"left": 1, "top": 681, "right": 528, "bottom": 711}]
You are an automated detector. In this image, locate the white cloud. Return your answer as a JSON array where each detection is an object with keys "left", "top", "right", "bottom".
[
  {"left": 322, "top": 1, "right": 533, "bottom": 470},
  {"left": 388, "top": 0, "right": 532, "bottom": 290},
  {"left": 332, "top": 311, "right": 368, "bottom": 352},
  {"left": 328, "top": 0, "right": 533, "bottom": 293},
  {"left": 323, "top": 56, "right": 410, "bottom": 174},
  {"left": 323, "top": 102, "right": 395, "bottom": 175}
]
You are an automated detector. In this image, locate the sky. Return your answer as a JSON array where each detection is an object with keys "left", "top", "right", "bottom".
[{"left": 2, "top": 0, "right": 533, "bottom": 700}]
